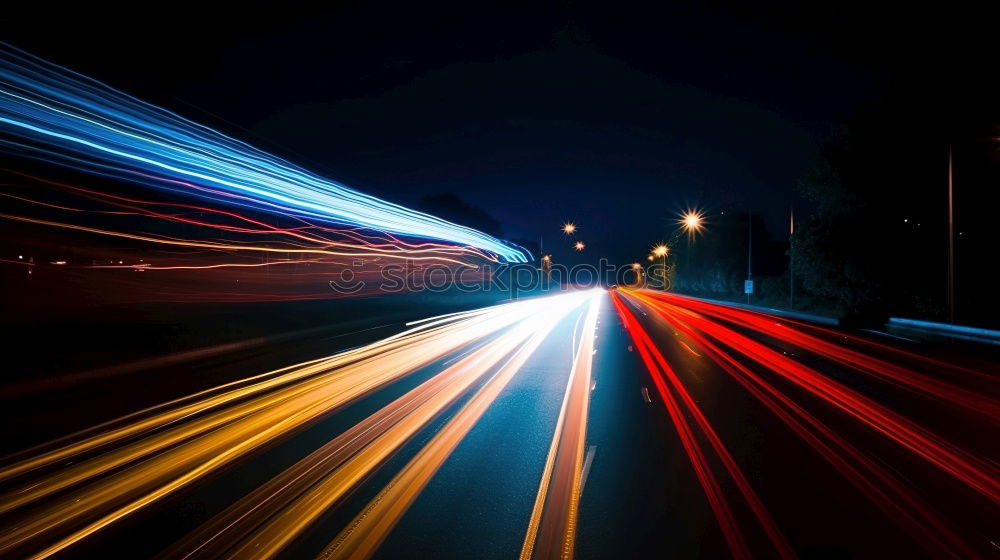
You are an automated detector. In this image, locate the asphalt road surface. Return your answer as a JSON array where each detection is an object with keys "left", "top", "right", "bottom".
[{"left": 0, "top": 289, "right": 996, "bottom": 559}]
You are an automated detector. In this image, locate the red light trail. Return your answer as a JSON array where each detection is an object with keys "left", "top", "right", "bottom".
[
  {"left": 611, "top": 292, "right": 793, "bottom": 560},
  {"left": 614, "top": 288, "right": 997, "bottom": 559},
  {"left": 0, "top": 169, "right": 506, "bottom": 304}
]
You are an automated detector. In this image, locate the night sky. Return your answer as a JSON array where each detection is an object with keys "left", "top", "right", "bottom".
[{"left": 3, "top": 1, "right": 992, "bottom": 263}]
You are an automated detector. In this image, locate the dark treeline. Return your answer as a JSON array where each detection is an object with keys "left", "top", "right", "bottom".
[
  {"left": 674, "top": 85, "right": 1000, "bottom": 327},
  {"left": 669, "top": 1, "right": 1000, "bottom": 327},
  {"left": 670, "top": 211, "right": 798, "bottom": 310},
  {"left": 794, "top": 89, "right": 999, "bottom": 327}
]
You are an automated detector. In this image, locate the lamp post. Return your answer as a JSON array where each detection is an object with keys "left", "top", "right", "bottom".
[
  {"left": 747, "top": 210, "right": 752, "bottom": 304},
  {"left": 943, "top": 136, "right": 999, "bottom": 323},
  {"left": 653, "top": 245, "right": 668, "bottom": 290},
  {"left": 789, "top": 206, "right": 795, "bottom": 309},
  {"left": 680, "top": 211, "right": 704, "bottom": 237},
  {"left": 678, "top": 210, "right": 705, "bottom": 289},
  {"left": 947, "top": 145, "right": 955, "bottom": 323}
]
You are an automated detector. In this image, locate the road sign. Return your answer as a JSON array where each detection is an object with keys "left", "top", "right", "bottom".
[{"left": 744, "top": 279, "right": 754, "bottom": 294}]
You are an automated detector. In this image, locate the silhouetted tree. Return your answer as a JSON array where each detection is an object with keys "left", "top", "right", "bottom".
[
  {"left": 673, "top": 211, "right": 786, "bottom": 300},
  {"left": 791, "top": 95, "right": 948, "bottom": 322},
  {"left": 509, "top": 238, "right": 540, "bottom": 261},
  {"left": 419, "top": 193, "right": 504, "bottom": 239}
]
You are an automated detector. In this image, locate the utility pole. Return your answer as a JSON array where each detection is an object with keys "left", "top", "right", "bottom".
[
  {"left": 947, "top": 145, "right": 955, "bottom": 323},
  {"left": 789, "top": 206, "right": 794, "bottom": 309},
  {"left": 747, "top": 211, "right": 753, "bottom": 304},
  {"left": 661, "top": 252, "right": 667, "bottom": 290}
]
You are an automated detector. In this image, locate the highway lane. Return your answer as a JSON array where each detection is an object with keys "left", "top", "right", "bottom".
[
  {"left": 575, "top": 299, "right": 730, "bottom": 559},
  {"left": 0, "top": 290, "right": 603, "bottom": 560},
  {"left": 0, "top": 287, "right": 996, "bottom": 559},
  {"left": 605, "top": 288, "right": 998, "bottom": 559},
  {"left": 0, "top": 294, "right": 510, "bottom": 458},
  {"left": 331, "top": 290, "right": 604, "bottom": 560},
  {"left": 519, "top": 290, "right": 599, "bottom": 560},
  {"left": 316, "top": 297, "right": 596, "bottom": 560}
]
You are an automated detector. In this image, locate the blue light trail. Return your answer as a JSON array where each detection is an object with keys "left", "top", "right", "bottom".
[{"left": 0, "top": 44, "right": 529, "bottom": 262}]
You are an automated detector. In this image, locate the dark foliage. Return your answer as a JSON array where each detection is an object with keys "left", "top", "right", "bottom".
[
  {"left": 792, "top": 87, "right": 1000, "bottom": 325},
  {"left": 418, "top": 193, "right": 504, "bottom": 239}
]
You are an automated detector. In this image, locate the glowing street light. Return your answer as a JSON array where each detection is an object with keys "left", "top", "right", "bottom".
[
  {"left": 652, "top": 245, "right": 668, "bottom": 290},
  {"left": 574, "top": 241, "right": 586, "bottom": 251},
  {"left": 541, "top": 254, "right": 552, "bottom": 280},
  {"left": 679, "top": 210, "right": 704, "bottom": 235},
  {"left": 562, "top": 223, "right": 576, "bottom": 235},
  {"left": 631, "top": 262, "right": 643, "bottom": 286}
]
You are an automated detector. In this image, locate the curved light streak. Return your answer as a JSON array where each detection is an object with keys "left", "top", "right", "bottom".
[{"left": 0, "top": 44, "right": 528, "bottom": 262}]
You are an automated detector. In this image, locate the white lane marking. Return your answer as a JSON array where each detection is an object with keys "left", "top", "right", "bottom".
[
  {"left": 579, "top": 445, "right": 597, "bottom": 498},
  {"left": 570, "top": 307, "right": 586, "bottom": 361},
  {"left": 442, "top": 341, "right": 488, "bottom": 366},
  {"left": 641, "top": 387, "right": 652, "bottom": 403},
  {"left": 862, "top": 329, "right": 919, "bottom": 343}
]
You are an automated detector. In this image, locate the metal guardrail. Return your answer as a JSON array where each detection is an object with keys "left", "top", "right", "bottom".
[
  {"left": 674, "top": 293, "right": 1000, "bottom": 346},
  {"left": 887, "top": 317, "right": 1000, "bottom": 346},
  {"left": 674, "top": 294, "right": 840, "bottom": 326}
]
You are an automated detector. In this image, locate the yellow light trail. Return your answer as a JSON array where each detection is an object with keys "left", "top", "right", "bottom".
[
  {"left": 314, "top": 293, "right": 599, "bottom": 560},
  {"left": 520, "top": 291, "right": 601, "bottom": 560},
  {"left": 0, "top": 211, "right": 483, "bottom": 267},
  {"left": 159, "top": 319, "right": 559, "bottom": 559},
  {"left": 0, "top": 295, "right": 587, "bottom": 559}
]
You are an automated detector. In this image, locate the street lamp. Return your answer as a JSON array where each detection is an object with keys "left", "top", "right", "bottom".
[
  {"left": 541, "top": 254, "right": 552, "bottom": 280},
  {"left": 652, "top": 245, "right": 668, "bottom": 289},
  {"left": 944, "top": 136, "right": 997, "bottom": 322},
  {"left": 574, "top": 241, "right": 585, "bottom": 251},
  {"left": 679, "top": 210, "right": 705, "bottom": 237},
  {"left": 562, "top": 223, "right": 576, "bottom": 235}
]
